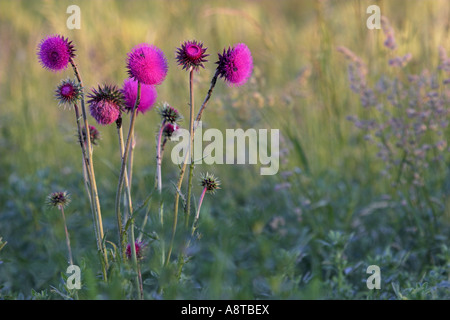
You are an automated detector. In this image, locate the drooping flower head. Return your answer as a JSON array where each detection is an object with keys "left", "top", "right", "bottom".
[
  {"left": 55, "top": 78, "right": 82, "bottom": 107},
  {"left": 200, "top": 172, "right": 221, "bottom": 194},
  {"left": 81, "top": 125, "right": 101, "bottom": 146},
  {"left": 121, "top": 78, "right": 157, "bottom": 115},
  {"left": 126, "top": 43, "right": 168, "bottom": 85},
  {"left": 157, "top": 102, "right": 182, "bottom": 124},
  {"left": 46, "top": 191, "right": 71, "bottom": 209},
  {"left": 37, "top": 35, "right": 75, "bottom": 72},
  {"left": 176, "top": 40, "right": 209, "bottom": 71},
  {"left": 216, "top": 43, "right": 253, "bottom": 86},
  {"left": 87, "top": 84, "right": 124, "bottom": 125},
  {"left": 126, "top": 240, "right": 146, "bottom": 260}
]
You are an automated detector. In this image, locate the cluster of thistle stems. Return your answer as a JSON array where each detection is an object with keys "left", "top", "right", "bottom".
[
  {"left": 57, "top": 53, "right": 221, "bottom": 300},
  {"left": 68, "top": 59, "right": 109, "bottom": 281}
]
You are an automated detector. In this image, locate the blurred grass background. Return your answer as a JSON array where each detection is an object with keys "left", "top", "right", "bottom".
[{"left": 0, "top": 0, "right": 449, "bottom": 299}]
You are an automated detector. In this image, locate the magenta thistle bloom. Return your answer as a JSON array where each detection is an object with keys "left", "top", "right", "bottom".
[
  {"left": 87, "top": 84, "right": 124, "bottom": 125},
  {"left": 37, "top": 35, "right": 75, "bottom": 72},
  {"left": 126, "top": 43, "right": 168, "bottom": 86},
  {"left": 216, "top": 43, "right": 253, "bottom": 87},
  {"left": 55, "top": 78, "right": 82, "bottom": 107},
  {"left": 176, "top": 40, "right": 209, "bottom": 71},
  {"left": 126, "top": 240, "right": 146, "bottom": 260},
  {"left": 81, "top": 125, "right": 101, "bottom": 146},
  {"left": 121, "top": 78, "right": 157, "bottom": 115}
]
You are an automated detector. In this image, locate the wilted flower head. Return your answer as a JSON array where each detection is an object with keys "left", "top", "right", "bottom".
[
  {"left": 200, "top": 172, "right": 221, "bottom": 194},
  {"left": 37, "top": 35, "right": 75, "bottom": 72},
  {"left": 87, "top": 84, "right": 124, "bottom": 125},
  {"left": 176, "top": 40, "right": 209, "bottom": 71},
  {"left": 121, "top": 78, "right": 157, "bottom": 115},
  {"left": 46, "top": 191, "right": 71, "bottom": 209},
  {"left": 216, "top": 43, "right": 253, "bottom": 86},
  {"left": 126, "top": 240, "right": 146, "bottom": 260},
  {"left": 55, "top": 78, "right": 82, "bottom": 107},
  {"left": 81, "top": 125, "right": 101, "bottom": 146},
  {"left": 157, "top": 102, "right": 182, "bottom": 124},
  {"left": 126, "top": 43, "right": 168, "bottom": 85}
]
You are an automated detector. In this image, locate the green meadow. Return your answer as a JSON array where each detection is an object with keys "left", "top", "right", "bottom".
[{"left": 0, "top": 0, "right": 449, "bottom": 299}]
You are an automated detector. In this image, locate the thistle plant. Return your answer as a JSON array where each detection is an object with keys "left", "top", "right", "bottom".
[
  {"left": 46, "top": 191, "right": 73, "bottom": 266},
  {"left": 38, "top": 35, "right": 108, "bottom": 280},
  {"left": 37, "top": 32, "right": 253, "bottom": 298}
]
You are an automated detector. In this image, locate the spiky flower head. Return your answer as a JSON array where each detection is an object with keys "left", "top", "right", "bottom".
[
  {"left": 176, "top": 40, "right": 209, "bottom": 71},
  {"left": 37, "top": 35, "right": 75, "bottom": 72},
  {"left": 157, "top": 102, "right": 182, "bottom": 124},
  {"left": 216, "top": 43, "right": 253, "bottom": 87},
  {"left": 46, "top": 191, "right": 71, "bottom": 209},
  {"left": 87, "top": 84, "right": 124, "bottom": 125},
  {"left": 55, "top": 78, "right": 82, "bottom": 107},
  {"left": 126, "top": 43, "right": 168, "bottom": 86},
  {"left": 200, "top": 172, "right": 221, "bottom": 194},
  {"left": 121, "top": 78, "right": 157, "bottom": 115},
  {"left": 81, "top": 125, "right": 101, "bottom": 146},
  {"left": 126, "top": 240, "right": 146, "bottom": 260},
  {"left": 162, "top": 122, "right": 180, "bottom": 139}
]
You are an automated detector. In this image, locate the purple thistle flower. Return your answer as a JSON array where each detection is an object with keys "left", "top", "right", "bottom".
[
  {"left": 121, "top": 78, "right": 157, "bottom": 115},
  {"left": 126, "top": 240, "right": 146, "bottom": 260},
  {"left": 87, "top": 84, "right": 124, "bottom": 125},
  {"left": 126, "top": 43, "right": 168, "bottom": 86},
  {"left": 81, "top": 125, "right": 101, "bottom": 146},
  {"left": 55, "top": 78, "right": 82, "bottom": 107},
  {"left": 216, "top": 43, "right": 253, "bottom": 87},
  {"left": 176, "top": 40, "right": 209, "bottom": 71},
  {"left": 37, "top": 35, "right": 75, "bottom": 72},
  {"left": 162, "top": 122, "right": 180, "bottom": 139}
]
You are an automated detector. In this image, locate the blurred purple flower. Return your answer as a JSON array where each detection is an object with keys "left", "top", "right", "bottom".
[{"left": 121, "top": 78, "right": 157, "bottom": 115}]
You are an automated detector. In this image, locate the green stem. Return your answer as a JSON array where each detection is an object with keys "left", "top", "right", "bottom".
[
  {"left": 165, "top": 69, "right": 195, "bottom": 267},
  {"left": 115, "top": 82, "right": 141, "bottom": 260},
  {"left": 70, "top": 60, "right": 108, "bottom": 280},
  {"left": 60, "top": 205, "right": 74, "bottom": 266}
]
